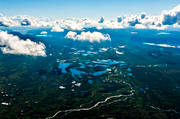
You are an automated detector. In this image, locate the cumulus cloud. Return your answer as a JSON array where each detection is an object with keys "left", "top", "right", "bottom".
[
  {"left": 59, "top": 18, "right": 84, "bottom": 30},
  {"left": 161, "top": 5, "right": 180, "bottom": 25},
  {"left": 65, "top": 31, "right": 111, "bottom": 42},
  {"left": 36, "top": 31, "right": 48, "bottom": 37},
  {"left": 51, "top": 26, "right": 64, "bottom": 32},
  {"left": 40, "top": 31, "right": 47, "bottom": 35},
  {"left": 65, "top": 24, "right": 83, "bottom": 30},
  {"left": 0, "top": 31, "right": 46, "bottom": 56}
]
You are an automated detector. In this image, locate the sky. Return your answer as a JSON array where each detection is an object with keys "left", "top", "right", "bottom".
[{"left": 0, "top": 0, "right": 180, "bottom": 19}]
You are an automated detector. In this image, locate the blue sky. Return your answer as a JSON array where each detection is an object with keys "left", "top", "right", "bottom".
[{"left": 0, "top": 0, "right": 180, "bottom": 18}]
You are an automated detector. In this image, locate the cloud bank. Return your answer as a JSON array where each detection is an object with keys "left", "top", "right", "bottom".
[
  {"left": 1, "top": 4, "right": 180, "bottom": 30},
  {"left": 0, "top": 31, "right": 46, "bottom": 56},
  {"left": 65, "top": 31, "right": 111, "bottom": 42}
]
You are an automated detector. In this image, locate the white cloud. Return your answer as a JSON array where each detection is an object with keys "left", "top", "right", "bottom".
[
  {"left": 116, "top": 50, "right": 124, "bottom": 55},
  {"left": 59, "top": 18, "right": 84, "bottom": 30},
  {"left": 40, "top": 31, "right": 47, "bottom": 34},
  {"left": 1, "top": 4, "right": 180, "bottom": 30},
  {"left": 65, "top": 31, "right": 77, "bottom": 39},
  {"left": 157, "top": 32, "right": 170, "bottom": 35},
  {"left": 96, "top": 26, "right": 103, "bottom": 30},
  {"left": 130, "top": 32, "right": 138, "bottom": 34},
  {"left": 161, "top": 5, "right": 180, "bottom": 25},
  {"left": 144, "top": 43, "right": 177, "bottom": 48},
  {"left": 36, "top": 31, "right": 47, "bottom": 37},
  {"left": 65, "top": 31, "right": 111, "bottom": 42},
  {"left": 51, "top": 26, "right": 64, "bottom": 32},
  {"left": 0, "top": 31, "right": 46, "bottom": 56}
]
